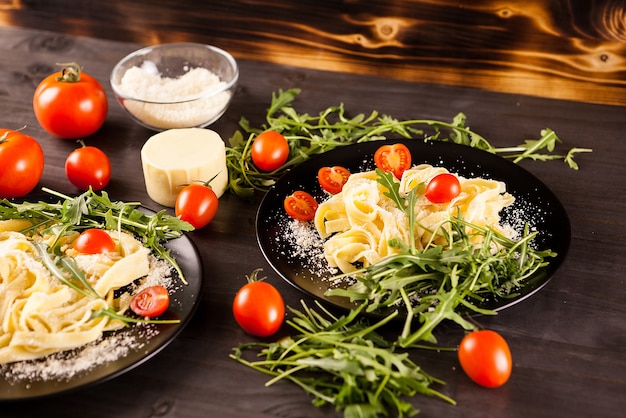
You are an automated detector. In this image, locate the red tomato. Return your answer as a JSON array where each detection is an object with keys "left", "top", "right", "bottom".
[
  {"left": 318, "top": 166, "right": 350, "bottom": 194},
  {"left": 251, "top": 131, "right": 289, "bottom": 172},
  {"left": 424, "top": 173, "right": 461, "bottom": 204},
  {"left": 374, "top": 143, "right": 412, "bottom": 179},
  {"left": 175, "top": 182, "right": 219, "bottom": 229},
  {"left": 33, "top": 63, "right": 108, "bottom": 139},
  {"left": 233, "top": 271, "right": 284, "bottom": 337},
  {"left": 284, "top": 191, "right": 318, "bottom": 221},
  {"left": 0, "top": 129, "right": 45, "bottom": 198},
  {"left": 74, "top": 229, "right": 116, "bottom": 254},
  {"left": 130, "top": 285, "right": 170, "bottom": 318},
  {"left": 65, "top": 143, "right": 111, "bottom": 191},
  {"left": 458, "top": 330, "right": 512, "bottom": 388}
]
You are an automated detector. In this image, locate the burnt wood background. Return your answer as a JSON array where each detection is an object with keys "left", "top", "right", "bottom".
[{"left": 1, "top": 0, "right": 625, "bottom": 106}]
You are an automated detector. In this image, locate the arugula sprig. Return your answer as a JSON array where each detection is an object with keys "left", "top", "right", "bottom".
[
  {"left": 225, "top": 88, "right": 591, "bottom": 197},
  {"left": 231, "top": 301, "right": 455, "bottom": 418},
  {"left": 0, "top": 187, "right": 193, "bottom": 284}
]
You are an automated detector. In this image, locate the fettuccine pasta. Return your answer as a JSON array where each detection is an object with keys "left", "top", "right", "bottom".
[
  {"left": 0, "top": 228, "right": 150, "bottom": 364},
  {"left": 315, "top": 164, "right": 514, "bottom": 274}
]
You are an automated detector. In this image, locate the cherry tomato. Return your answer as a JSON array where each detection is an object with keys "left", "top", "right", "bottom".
[
  {"left": 175, "top": 182, "right": 219, "bottom": 229},
  {"left": 33, "top": 63, "right": 108, "bottom": 139},
  {"left": 318, "top": 166, "right": 350, "bottom": 194},
  {"left": 74, "top": 228, "right": 116, "bottom": 254},
  {"left": 233, "top": 270, "right": 284, "bottom": 337},
  {"left": 0, "top": 129, "right": 45, "bottom": 198},
  {"left": 65, "top": 143, "right": 111, "bottom": 191},
  {"left": 374, "top": 143, "right": 412, "bottom": 179},
  {"left": 458, "top": 330, "right": 512, "bottom": 388},
  {"left": 251, "top": 131, "right": 289, "bottom": 172},
  {"left": 130, "top": 285, "right": 170, "bottom": 318},
  {"left": 284, "top": 191, "right": 318, "bottom": 221},
  {"left": 424, "top": 173, "right": 461, "bottom": 204}
]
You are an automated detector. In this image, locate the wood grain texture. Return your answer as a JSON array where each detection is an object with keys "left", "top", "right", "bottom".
[
  {"left": 1, "top": 0, "right": 625, "bottom": 106},
  {"left": 0, "top": 25, "right": 625, "bottom": 418}
]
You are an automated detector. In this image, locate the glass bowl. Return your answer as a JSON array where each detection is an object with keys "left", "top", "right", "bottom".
[{"left": 110, "top": 43, "right": 238, "bottom": 131}]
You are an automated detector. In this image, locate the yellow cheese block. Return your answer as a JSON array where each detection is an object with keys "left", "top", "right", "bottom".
[{"left": 141, "top": 128, "right": 228, "bottom": 207}]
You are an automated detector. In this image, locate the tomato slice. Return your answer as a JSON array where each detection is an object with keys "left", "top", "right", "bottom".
[
  {"left": 424, "top": 173, "right": 461, "bottom": 204},
  {"left": 374, "top": 143, "right": 412, "bottom": 179},
  {"left": 284, "top": 191, "right": 318, "bottom": 221},
  {"left": 318, "top": 166, "right": 350, "bottom": 194},
  {"left": 73, "top": 229, "right": 116, "bottom": 254},
  {"left": 130, "top": 285, "right": 170, "bottom": 318}
]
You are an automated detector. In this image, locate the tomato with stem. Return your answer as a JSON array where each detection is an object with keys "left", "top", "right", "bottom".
[
  {"left": 74, "top": 228, "right": 116, "bottom": 254},
  {"left": 130, "top": 285, "right": 170, "bottom": 318},
  {"left": 175, "top": 181, "right": 219, "bottom": 229},
  {"left": 458, "top": 330, "right": 512, "bottom": 388},
  {"left": 318, "top": 166, "right": 350, "bottom": 194},
  {"left": 0, "top": 129, "right": 45, "bottom": 198},
  {"left": 233, "top": 269, "right": 284, "bottom": 337},
  {"left": 33, "top": 62, "right": 108, "bottom": 139},
  {"left": 284, "top": 191, "right": 318, "bottom": 221},
  {"left": 424, "top": 173, "right": 461, "bottom": 204},
  {"left": 251, "top": 131, "right": 289, "bottom": 172},
  {"left": 65, "top": 141, "right": 111, "bottom": 191}
]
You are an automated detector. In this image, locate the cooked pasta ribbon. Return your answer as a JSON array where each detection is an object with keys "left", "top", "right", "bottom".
[
  {"left": 0, "top": 229, "right": 150, "bottom": 364},
  {"left": 315, "top": 164, "right": 514, "bottom": 273}
]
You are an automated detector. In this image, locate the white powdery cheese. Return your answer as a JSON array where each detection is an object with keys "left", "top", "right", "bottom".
[{"left": 119, "top": 66, "right": 231, "bottom": 129}]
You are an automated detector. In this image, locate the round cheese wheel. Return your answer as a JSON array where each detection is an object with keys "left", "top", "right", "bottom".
[{"left": 141, "top": 128, "right": 228, "bottom": 207}]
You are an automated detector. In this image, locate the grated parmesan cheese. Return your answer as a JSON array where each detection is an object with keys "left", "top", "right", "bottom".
[{"left": 118, "top": 66, "right": 231, "bottom": 129}]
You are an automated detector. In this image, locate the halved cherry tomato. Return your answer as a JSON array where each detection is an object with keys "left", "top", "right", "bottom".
[
  {"left": 65, "top": 143, "right": 111, "bottom": 191},
  {"left": 318, "top": 166, "right": 350, "bottom": 194},
  {"left": 0, "top": 129, "right": 45, "bottom": 198},
  {"left": 284, "top": 191, "right": 318, "bottom": 221},
  {"left": 458, "top": 330, "right": 512, "bottom": 388},
  {"left": 33, "top": 63, "right": 108, "bottom": 139},
  {"left": 233, "top": 270, "right": 284, "bottom": 337},
  {"left": 73, "top": 229, "right": 116, "bottom": 254},
  {"left": 251, "top": 131, "right": 289, "bottom": 172},
  {"left": 130, "top": 285, "right": 170, "bottom": 318},
  {"left": 374, "top": 143, "right": 412, "bottom": 179},
  {"left": 424, "top": 173, "right": 461, "bottom": 204},
  {"left": 175, "top": 182, "right": 219, "bottom": 229}
]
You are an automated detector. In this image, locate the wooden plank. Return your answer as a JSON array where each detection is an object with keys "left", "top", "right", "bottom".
[{"left": 0, "top": 0, "right": 625, "bottom": 106}]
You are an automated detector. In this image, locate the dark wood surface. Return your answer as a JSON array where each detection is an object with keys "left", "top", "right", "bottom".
[
  {"left": 1, "top": 25, "right": 625, "bottom": 418},
  {"left": 1, "top": 0, "right": 626, "bottom": 106}
]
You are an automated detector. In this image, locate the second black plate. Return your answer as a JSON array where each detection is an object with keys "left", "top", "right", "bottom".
[{"left": 256, "top": 139, "right": 570, "bottom": 313}]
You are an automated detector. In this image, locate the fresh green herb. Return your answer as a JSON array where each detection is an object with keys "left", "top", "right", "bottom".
[
  {"left": 327, "top": 170, "right": 555, "bottom": 347},
  {"left": 225, "top": 88, "right": 591, "bottom": 198},
  {"left": 0, "top": 187, "right": 194, "bottom": 284},
  {"left": 231, "top": 301, "right": 455, "bottom": 418}
]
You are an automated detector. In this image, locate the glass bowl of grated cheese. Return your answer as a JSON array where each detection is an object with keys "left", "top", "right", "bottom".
[{"left": 110, "top": 42, "right": 238, "bottom": 131}]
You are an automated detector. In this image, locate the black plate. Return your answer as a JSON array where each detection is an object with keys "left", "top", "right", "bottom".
[
  {"left": 256, "top": 139, "right": 570, "bottom": 313},
  {"left": 0, "top": 207, "right": 202, "bottom": 401}
]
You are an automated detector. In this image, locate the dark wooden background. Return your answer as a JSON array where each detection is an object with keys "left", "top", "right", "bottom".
[{"left": 1, "top": 0, "right": 625, "bottom": 106}]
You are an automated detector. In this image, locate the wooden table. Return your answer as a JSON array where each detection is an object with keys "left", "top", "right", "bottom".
[{"left": 1, "top": 26, "right": 625, "bottom": 418}]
